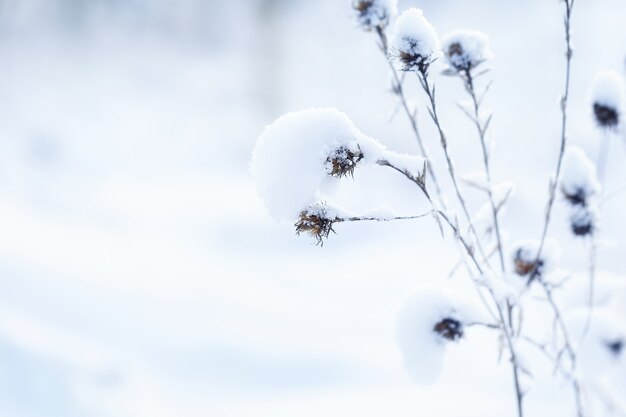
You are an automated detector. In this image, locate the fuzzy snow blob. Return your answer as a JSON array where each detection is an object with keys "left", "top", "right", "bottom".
[
  {"left": 396, "top": 286, "right": 478, "bottom": 384},
  {"left": 591, "top": 70, "right": 624, "bottom": 129},
  {"left": 510, "top": 239, "right": 561, "bottom": 283},
  {"left": 560, "top": 146, "right": 601, "bottom": 207},
  {"left": 389, "top": 8, "right": 441, "bottom": 73},
  {"left": 566, "top": 309, "right": 625, "bottom": 379},
  {"left": 351, "top": 0, "right": 397, "bottom": 31},
  {"left": 441, "top": 29, "right": 493, "bottom": 72}
]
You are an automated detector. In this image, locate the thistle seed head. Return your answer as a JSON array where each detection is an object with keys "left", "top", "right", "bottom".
[
  {"left": 433, "top": 317, "right": 463, "bottom": 342},
  {"left": 326, "top": 145, "right": 363, "bottom": 178}
]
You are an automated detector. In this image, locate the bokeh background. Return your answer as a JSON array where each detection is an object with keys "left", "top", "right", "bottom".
[{"left": 0, "top": 0, "right": 625, "bottom": 416}]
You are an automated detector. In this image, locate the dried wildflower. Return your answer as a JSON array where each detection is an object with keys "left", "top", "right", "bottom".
[
  {"left": 606, "top": 339, "right": 624, "bottom": 356},
  {"left": 441, "top": 29, "right": 492, "bottom": 72},
  {"left": 433, "top": 317, "right": 463, "bottom": 341},
  {"left": 351, "top": 0, "right": 397, "bottom": 31},
  {"left": 569, "top": 205, "right": 598, "bottom": 237},
  {"left": 560, "top": 146, "right": 600, "bottom": 207},
  {"left": 295, "top": 203, "right": 338, "bottom": 245},
  {"left": 389, "top": 8, "right": 441, "bottom": 74},
  {"left": 591, "top": 70, "right": 624, "bottom": 129},
  {"left": 511, "top": 240, "right": 560, "bottom": 282},
  {"left": 326, "top": 145, "right": 363, "bottom": 178}
]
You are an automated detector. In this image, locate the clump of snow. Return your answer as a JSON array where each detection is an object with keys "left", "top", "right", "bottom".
[
  {"left": 252, "top": 108, "right": 426, "bottom": 221},
  {"left": 509, "top": 239, "right": 560, "bottom": 283},
  {"left": 566, "top": 309, "right": 625, "bottom": 378},
  {"left": 441, "top": 29, "right": 493, "bottom": 72},
  {"left": 569, "top": 204, "right": 598, "bottom": 237},
  {"left": 351, "top": 0, "right": 397, "bottom": 31},
  {"left": 591, "top": 70, "right": 624, "bottom": 129},
  {"left": 396, "top": 286, "right": 480, "bottom": 384},
  {"left": 560, "top": 146, "right": 600, "bottom": 206},
  {"left": 389, "top": 8, "right": 441, "bottom": 73}
]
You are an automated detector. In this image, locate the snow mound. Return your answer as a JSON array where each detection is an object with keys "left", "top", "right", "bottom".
[
  {"left": 560, "top": 146, "right": 600, "bottom": 206},
  {"left": 389, "top": 8, "right": 441, "bottom": 72},
  {"left": 441, "top": 29, "right": 493, "bottom": 71}
]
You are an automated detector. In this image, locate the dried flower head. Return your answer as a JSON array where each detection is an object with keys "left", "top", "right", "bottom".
[
  {"left": 591, "top": 70, "right": 624, "bottom": 129},
  {"left": 326, "top": 145, "right": 364, "bottom": 178},
  {"left": 295, "top": 203, "right": 338, "bottom": 245},
  {"left": 606, "top": 339, "right": 624, "bottom": 356},
  {"left": 560, "top": 146, "right": 600, "bottom": 207},
  {"left": 569, "top": 205, "right": 598, "bottom": 237},
  {"left": 351, "top": 0, "right": 397, "bottom": 31},
  {"left": 433, "top": 317, "right": 463, "bottom": 341},
  {"left": 441, "top": 29, "right": 492, "bottom": 72},
  {"left": 511, "top": 240, "right": 560, "bottom": 282},
  {"left": 389, "top": 8, "right": 441, "bottom": 74}
]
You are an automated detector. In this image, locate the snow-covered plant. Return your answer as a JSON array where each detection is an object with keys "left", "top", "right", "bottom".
[
  {"left": 591, "top": 70, "right": 624, "bottom": 130},
  {"left": 252, "top": 1, "right": 626, "bottom": 416}
]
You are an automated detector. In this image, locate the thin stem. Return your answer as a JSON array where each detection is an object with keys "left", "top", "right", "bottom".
[
  {"left": 337, "top": 212, "right": 433, "bottom": 223},
  {"left": 375, "top": 28, "right": 445, "bottom": 204},
  {"left": 463, "top": 69, "right": 506, "bottom": 272},
  {"left": 534, "top": 0, "right": 575, "bottom": 270},
  {"left": 418, "top": 71, "right": 492, "bottom": 270}
]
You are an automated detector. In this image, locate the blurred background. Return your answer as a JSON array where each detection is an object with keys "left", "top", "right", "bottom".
[{"left": 0, "top": 0, "right": 625, "bottom": 416}]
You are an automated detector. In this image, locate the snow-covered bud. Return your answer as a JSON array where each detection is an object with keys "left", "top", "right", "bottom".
[
  {"left": 326, "top": 145, "right": 363, "bottom": 178},
  {"left": 397, "top": 286, "right": 479, "bottom": 384},
  {"left": 591, "top": 70, "right": 624, "bottom": 129},
  {"left": 295, "top": 203, "right": 338, "bottom": 245},
  {"left": 560, "top": 146, "right": 600, "bottom": 207},
  {"left": 351, "top": 0, "right": 397, "bottom": 31},
  {"left": 433, "top": 317, "right": 464, "bottom": 341},
  {"left": 441, "top": 29, "right": 492, "bottom": 72},
  {"left": 567, "top": 309, "right": 625, "bottom": 378},
  {"left": 389, "top": 8, "right": 441, "bottom": 74},
  {"left": 511, "top": 240, "right": 560, "bottom": 282},
  {"left": 569, "top": 204, "right": 598, "bottom": 237},
  {"left": 252, "top": 108, "right": 369, "bottom": 221}
]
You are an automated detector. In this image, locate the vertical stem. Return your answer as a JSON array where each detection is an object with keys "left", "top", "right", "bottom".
[
  {"left": 464, "top": 70, "right": 506, "bottom": 272},
  {"left": 418, "top": 72, "right": 492, "bottom": 269},
  {"left": 375, "top": 28, "right": 446, "bottom": 205},
  {"left": 534, "top": 0, "right": 575, "bottom": 265}
]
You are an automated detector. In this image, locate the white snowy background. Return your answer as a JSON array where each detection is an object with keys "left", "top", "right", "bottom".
[{"left": 0, "top": 0, "right": 625, "bottom": 416}]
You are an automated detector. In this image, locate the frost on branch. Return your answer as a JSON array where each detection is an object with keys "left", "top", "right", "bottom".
[
  {"left": 441, "top": 29, "right": 493, "bottom": 72},
  {"left": 510, "top": 239, "right": 560, "bottom": 283},
  {"left": 389, "top": 8, "right": 441, "bottom": 73},
  {"left": 560, "top": 146, "right": 601, "bottom": 207},
  {"left": 591, "top": 70, "right": 624, "bottom": 129},
  {"left": 351, "top": 0, "right": 397, "bottom": 31},
  {"left": 396, "top": 286, "right": 479, "bottom": 384}
]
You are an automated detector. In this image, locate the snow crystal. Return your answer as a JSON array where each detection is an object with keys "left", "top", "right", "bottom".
[
  {"left": 389, "top": 8, "right": 441, "bottom": 73},
  {"left": 591, "top": 71, "right": 624, "bottom": 128},
  {"left": 441, "top": 29, "right": 493, "bottom": 72},
  {"left": 560, "top": 146, "right": 600, "bottom": 206},
  {"left": 566, "top": 309, "right": 625, "bottom": 378},
  {"left": 351, "top": 0, "right": 397, "bottom": 31},
  {"left": 396, "top": 286, "right": 479, "bottom": 384}
]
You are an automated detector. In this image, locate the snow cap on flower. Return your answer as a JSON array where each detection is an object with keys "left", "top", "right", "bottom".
[
  {"left": 511, "top": 239, "right": 560, "bottom": 282},
  {"left": 389, "top": 8, "right": 441, "bottom": 73},
  {"left": 252, "top": 108, "right": 367, "bottom": 221},
  {"left": 566, "top": 309, "right": 625, "bottom": 378},
  {"left": 351, "top": 0, "right": 397, "bottom": 31},
  {"left": 397, "top": 286, "right": 478, "bottom": 384},
  {"left": 569, "top": 204, "right": 598, "bottom": 237},
  {"left": 591, "top": 70, "right": 624, "bottom": 129},
  {"left": 560, "top": 146, "right": 600, "bottom": 207},
  {"left": 441, "top": 29, "right": 492, "bottom": 72}
]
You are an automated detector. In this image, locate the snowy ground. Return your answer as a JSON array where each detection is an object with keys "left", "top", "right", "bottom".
[{"left": 0, "top": 0, "right": 625, "bottom": 416}]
